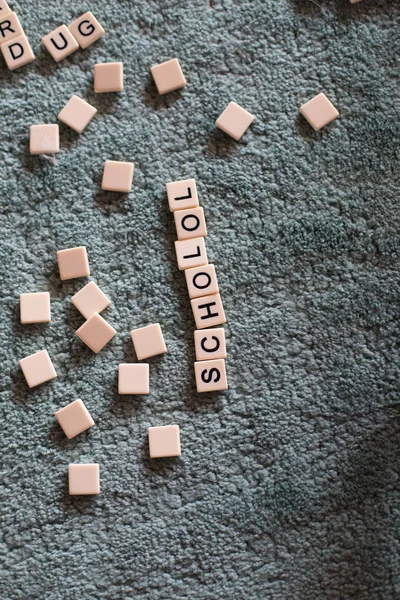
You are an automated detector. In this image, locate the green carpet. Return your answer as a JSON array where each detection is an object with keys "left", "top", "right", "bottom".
[{"left": 1, "top": 0, "right": 399, "bottom": 598}]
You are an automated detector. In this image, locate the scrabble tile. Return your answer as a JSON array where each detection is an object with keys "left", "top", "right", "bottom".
[
  {"left": 1, "top": 34, "right": 34, "bottom": 70},
  {"left": 19, "top": 349, "right": 56, "bottom": 388},
  {"left": 0, "top": 12, "right": 23, "bottom": 46},
  {"left": 194, "top": 328, "right": 227, "bottom": 361},
  {"left": 150, "top": 58, "right": 186, "bottom": 95},
  {"left": 76, "top": 313, "right": 116, "bottom": 353},
  {"left": 102, "top": 160, "right": 134, "bottom": 193},
  {"left": 57, "top": 246, "right": 90, "bottom": 280},
  {"left": 71, "top": 281, "right": 110, "bottom": 319},
  {"left": 299, "top": 93, "right": 339, "bottom": 131},
  {"left": 166, "top": 178, "right": 199, "bottom": 212},
  {"left": 42, "top": 24, "right": 79, "bottom": 62},
  {"left": 55, "top": 399, "right": 94, "bottom": 439},
  {"left": 349, "top": 0, "right": 362, "bottom": 3},
  {"left": 68, "top": 464, "right": 100, "bottom": 495},
  {"left": 215, "top": 101, "right": 254, "bottom": 141},
  {"left": 20, "top": 292, "right": 50, "bottom": 324},
  {"left": 30, "top": 124, "right": 59, "bottom": 155},
  {"left": 194, "top": 359, "right": 228, "bottom": 393},
  {"left": 174, "top": 207, "right": 207, "bottom": 241},
  {"left": 191, "top": 293, "right": 226, "bottom": 329},
  {"left": 148, "top": 425, "right": 181, "bottom": 458},
  {"left": 94, "top": 62, "right": 123, "bottom": 93},
  {"left": 68, "top": 11, "right": 105, "bottom": 49},
  {"left": 118, "top": 363, "right": 149, "bottom": 395},
  {"left": 0, "top": 1, "right": 11, "bottom": 18},
  {"left": 130, "top": 323, "right": 167, "bottom": 360},
  {"left": 175, "top": 237, "right": 208, "bottom": 271},
  {"left": 58, "top": 95, "right": 97, "bottom": 134},
  {"left": 185, "top": 264, "right": 219, "bottom": 299}
]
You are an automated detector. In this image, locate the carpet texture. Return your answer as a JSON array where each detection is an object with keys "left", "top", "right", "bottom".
[{"left": 1, "top": 0, "right": 399, "bottom": 598}]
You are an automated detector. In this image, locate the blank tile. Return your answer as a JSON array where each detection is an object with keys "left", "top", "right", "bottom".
[
  {"left": 102, "top": 160, "right": 134, "bottom": 193},
  {"left": 76, "top": 313, "right": 116, "bottom": 353},
  {"left": 1, "top": 34, "right": 34, "bottom": 70},
  {"left": 0, "top": 1, "right": 11, "bottom": 18},
  {"left": 194, "top": 359, "right": 228, "bottom": 393},
  {"left": 42, "top": 24, "right": 79, "bottom": 62},
  {"left": 94, "top": 62, "right": 123, "bottom": 92},
  {"left": 174, "top": 207, "right": 207, "bottom": 241},
  {"left": 57, "top": 246, "right": 90, "bottom": 280},
  {"left": 191, "top": 293, "right": 226, "bottom": 329},
  {"left": 130, "top": 323, "right": 167, "bottom": 360},
  {"left": 216, "top": 101, "right": 254, "bottom": 141},
  {"left": 300, "top": 93, "right": 339, "bottom": 131},
  {"left": 68, "top": 464, "right": 100, "bottom": 495},
  {"left": 118, "top": 363, "right": 149, "bottom": 395},
  {"left": 68, "top": 11, "right": 105, "bottom": 49},
  {"left": 148, "top": 425, "right": 181, "bottom": 458},
  {"left": 175, "top": 237, "right": 208, "bottom": 271},
  {"left": 19, "top": 349, "right": 57, "bottom": 388},
  {"left": 194, "top": 328, "right": 226, "bottom": 361},
  {"left": 58, "top": 95, "right": 97, "bottom": 133},
  {"left": 150, "top": 58, "right": 186, "bottom": 95},
  {"left": 185, "top": 264, "right": 219, "bottom": 299},
  {"left": 0, "top": 12, "right": 24, "bottom": 45},
  {"left": 30, "top": 124, "right": 59, "bottom": 155},
  {"left": 20, "top": 292, "right": 50, "bottom": 324},
  {"left": 166, "top": 178, "right": 199, "bottom": 212},
  {"left": 71, "top": 281, "right": 110, "bottom": 319},
  {"left": 55, "top": 399, "right": 94, "bottom": 439}
]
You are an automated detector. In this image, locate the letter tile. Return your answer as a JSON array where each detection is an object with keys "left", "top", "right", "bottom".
[
  {"left": 101, "top": 160, "right": 134, "bottom": 193},
  {"left": 68, "top": 11, "right": 105, "bottom": 49},
  {"left": 150, "top": 58, "right": 186, "bottom": 95},
  {"left": 71, "top": 281, "right": 110, "bottom": 319},
  {"left": 76, "top": 313, "right": 116, "bottom": 353},
  {"left": 215, "top": 101, "right": 254, "bottom": 140},
  {"left": 118, "top": 363, "right": 149, "bottom": 395},
  {"left": 19, "top": 349, "right": 57, "bottom": 388},
  {"left": 20, "top": 292, "right": 50, "bottom": 324},
  {"left": 58, "top": 95, "right": 97, "bottom": 133},
  {"left": 1, "top": 34, "right": 34, "bottom": 70},
  {"left": 175, "top": 237, "right": 208, "bottom": 271},
  {"left": 55, "top": 399, "right": 94, "bottom": 439},
  {"left": 148, "top": 425, "right": 181, "bottom": 458},
  {"left": 191, "top": 293, "right": 226, "bottom": 329},
  {"left": 299, "top": 93, "right": 339, "bottom": 131},
  {"left": 94, "top": 62, "right": 123, "bottom": 92},
  {"left": 0, "top": 12, "right": 23, "bottom": 46},
  {"left": 194, "top": 359, "right": 228, "bottom": 393},
  {"left": 0, "top": 1, "right": 11, "bottom": 17},
  {"left": 68, "top": 464, "right": 100, "bottom": 495},
  {"left": 185, "top": 263, "right": 219, "bottom": 299},
  {"left": 174, "top": 207, "right": 207, "bottom": 241},
  {"left": 194, "top": 328, "right": 226, "bottom": 361},
  {"left": 30, "top": 124, "right": 59, "bottom": 154},
  {"left": 130, "top": 323, "right": 167, "bottom": 360},
  {"left": 42, "top": 25, "right": 79, "bottom": 62},
  {"left": 57, "top": 246, "right": 90, "bottom": 280},
  {"left": 166, "top": 178, "right": 199, "bottom": 212}
]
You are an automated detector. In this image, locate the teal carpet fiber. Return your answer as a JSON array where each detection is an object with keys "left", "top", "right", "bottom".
[{"left": 1, "top": 1, "right": 399, "bottom": 598}]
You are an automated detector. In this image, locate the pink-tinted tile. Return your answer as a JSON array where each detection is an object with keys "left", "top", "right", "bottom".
[
  {"left": 102, "top": 160, "right": 134, "bottom": 193},
  {"left": 20, "top": 292, "right": 50, "bottom": 324},
  {"left": 166, "top": 178, "right": 199, "bottom": 212},
  {"left": 71, "top": 281, "right": 110, "bottom": 319},
  {"left": 68, "top": 464, "right": 100, "bottom": 495},
  {"left": 0, "top": 12, "right": 24, "bottom": 45},
  {"left": 57, "top": 246, "right": 90, "bottom": 280},
  {"left": 174, "top": 207, "right": 207, "bottom": 241},
  {"left": 76, "top": 312, "right": 116, "bottom": 353},
  {"left": 148, "top": 425, "right": 181, "bottom": 458},
  {"left": 30, "top": 124, "right": 59, "bottom": 154},
  {"left": 130, "top": 323, "right": 167, "bottom": 360},
  {"left": 299, "top": 93, "right": 339, "bottom": 131},
  {"left": 58, "top": 95, "right": 97, "bottom": 133},
  {"left": 118, "top": 363, "right": 149, "bottom": 395},
  {"left": 1, "top": 34, "right": 34, "bottom": 70},
  {"left": 150, "top": 58, "right": 186, "bottom": 95},
  {"left": 94, "top": 62, "right": 123, "bottom": 92},
  {"left": 215, "top": 101, "right": 254, "bottom": 140},
  {"left": 194, "top": 358, "right": 228, "bottom": 392},
  {"left": 42, "top": 24, "right": 79, "bottom": 62},
  {"left": 191, "top": 293, "right": 226, "bottom": 329},
  {"left": 68, "top": 11, "right": 105, "bottom": 49},
  {"left": 194, "top": 328, "right": 226, "bottom": 361},
  {"left": 55, "top": 399, "right": 94, "bottom": 439},
  {"left": 0, "top": 1, "right": 11, "bottom": 18},
  {"left": 185, "top": 263, "right": 219, "bottom": 299},
  {"left": 175, "top": 237, "right": 208, "bottom": 271},
  {"left": 19, "top": 349, "right": 57, "bottom": 388}
]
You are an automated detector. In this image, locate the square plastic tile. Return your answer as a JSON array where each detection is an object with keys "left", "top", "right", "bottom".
[
  {"left": 30, "top": 124, "right": 59, "bottom": 155},
  {"left": 130, "top": 323, "right": 167, "bottom": 360},
  {"left": 55, "top": 399, "right": 94, "bottom": 439},
  {"left": 150, "top": 58, "right": 186, "bottom": 95},
  {"left": 148, "top": 425, "right": 181, "bottom": 458},
  {"left": 20, "top": 292, "right": 50, "bottom": 324},
  {"left": 58, "top": 95, "right": 97, "bottom": 133},
  {"left": 102, "top": 160, "right": 134, "bottom": 193},
  {"left": 185, "top": 264, "right": 219, "bottom": 299},
  {"left": 194, "top": 359, "right": 228, "bottom": 392},
  {"left": 300, "top": 93, "right": 339, "bottom": 131},
  {"left": 42, "top": 24, "right": 79, "bottom": 62},
  {"left": 68, "top": 464, "right": 100, "bottom": 495},
  {"left": 94, "top": 62, "right": 123, "bottom": 92},
  {"left": 166, "top": 178, "right": 199, "bottom": 212},
  {"left": 19, "top": 349, "right": 57, "bottom": 388},
  {"left": 71, "top": 281, "right": 110, "bottom": 319},
  {"left": 0, "top": 1, "right": 11, "bottom": 17},
  {"left": 0, "top": 12, "right": 24, "bottom": 46},
  {"left": 118, "top": 363, "right": 149, "bottom": 395},
  {"left": 191, "top": 293, "right": 226, "bottom": 329},
  {"left": 194, "top": 328, "right": 226, "bottom": 361},
  {"left": 68, "top": 11, "right": 105, "bottom": 49},
  {"left": 2, "top": 34, "right": 35, "bottom": 70},
  {"left": 76, "top": 313, "right": 116, "bottom": 353},
  {"left": 174, "top": 207, "right": 207, "bottom": 241},
  {"left": 57, "top": 246, "right": 90, "bottom": 280},
  {"left": 216, "top": 101, "right": 254, "bottom": 140},
  {"left": 175, "top": 237, "right": 208, "bottom": 271}
]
